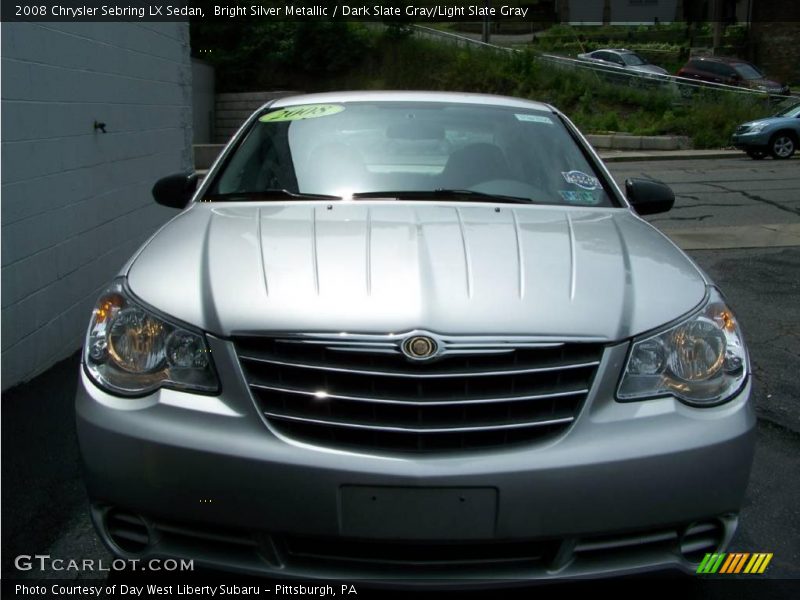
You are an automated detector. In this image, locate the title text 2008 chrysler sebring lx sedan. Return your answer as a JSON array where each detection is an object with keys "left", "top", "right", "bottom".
[{"left": 76, "top": 92, "right": 755, "bottom": 581}]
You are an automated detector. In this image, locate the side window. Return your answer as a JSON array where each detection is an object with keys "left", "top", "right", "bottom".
[{"left": 701, "top": 62, "right": 722, "bottom": 77}]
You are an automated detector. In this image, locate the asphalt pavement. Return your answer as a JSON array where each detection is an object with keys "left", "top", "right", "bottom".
[
  {"left": 2, "top": 153, "right": 799, "bottom": 593},
  {"left": 688, "top": 247, "right": 800, "bottom": 579},
  {"left": 611, "top": 155, "right": 800, "bottom": 231}
]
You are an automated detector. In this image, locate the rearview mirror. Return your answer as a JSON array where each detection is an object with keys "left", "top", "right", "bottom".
[
  {"left": 625, "top": 178, "right": 675, "bottom": 215},
  {"left": 386, "top": 122, "right": 445, "bottom": 140},
  {"left": 152, "top": 172, "right": 198, "bottom": 209}
]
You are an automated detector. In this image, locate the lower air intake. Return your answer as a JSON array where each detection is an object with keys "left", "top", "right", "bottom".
[{"left": 105, "top": 510, "right": 151, "bottom": 554}]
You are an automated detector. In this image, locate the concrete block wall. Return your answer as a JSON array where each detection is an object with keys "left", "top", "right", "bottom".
[
  {"left": 214, "top": 91, "right": 298, "bottom": 143},
  {"left": 1, "top": 22, "right": 193, "bottom": 390},
  {"left": 192, "top": 59, "right": 215, "bottom": 144}
]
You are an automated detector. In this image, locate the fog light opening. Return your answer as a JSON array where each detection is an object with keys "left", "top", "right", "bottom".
[
  {"left": 679, "top": 520, "right": 725, "bottom": 563},
  {"left": 105, "top": 509, "right": 152, "bottom": 554}
]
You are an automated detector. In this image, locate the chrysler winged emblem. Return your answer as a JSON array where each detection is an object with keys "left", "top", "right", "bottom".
[{"left": 402, "top": 335, "right": 438, "bottom": 360}]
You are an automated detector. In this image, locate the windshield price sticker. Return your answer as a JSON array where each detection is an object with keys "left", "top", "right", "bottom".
[
  {"left": 562, "top": 170, "right": 602, "bottom": 191},
  {"left": 515, "top": 114, "right": 554, "bottom": 125},
  {"left": 560, "top": 190, "right": 601, "bottom": 205},
  {"left": 260, "top": 104, "right": 345, "bottom": 123}
]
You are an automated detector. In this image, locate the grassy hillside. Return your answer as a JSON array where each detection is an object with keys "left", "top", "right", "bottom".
[
  {"left": 338, "top": 33, "right": 775, "bottom": 148},
  {"left": 195, "top": 24, "right": 777, "bottom": 148}
]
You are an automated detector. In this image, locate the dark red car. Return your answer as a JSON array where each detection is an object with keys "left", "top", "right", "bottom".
[{"left": 677, "top": 56, "right": 790, "bottom": 96}]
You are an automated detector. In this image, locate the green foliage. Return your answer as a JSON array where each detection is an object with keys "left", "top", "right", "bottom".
[
  {"left": 530, "top": 22, "right": 750, "bottom": 74},
  {"left": 358, "top": 36, "right": 771, "bottom": 147},
  {"left": 291, "top": 22, "right": 371, "bottom": 75},
  {"left": 190, "top": 21, "right": 373, "bottom": 90},
  {"left": 535, "top": 23, "right": 691, "bottom": 46},
  {"left": 194, "top": 23, "right": 771, "bottom": 149},
  {"left": 383, "top": 22, "right": 416, "bottom": 41}
]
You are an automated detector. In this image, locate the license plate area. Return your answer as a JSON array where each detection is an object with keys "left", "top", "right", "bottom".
[{"left": 339, "top": 486, "right": 498, "bottom": 539}]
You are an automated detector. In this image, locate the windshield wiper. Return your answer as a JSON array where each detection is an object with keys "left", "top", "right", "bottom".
[
  {"left": 204, "top": 190, "right": 342, "bottom": 202},
  {"left": 351, "top": 189, "right": 534, "bottom": 204}
]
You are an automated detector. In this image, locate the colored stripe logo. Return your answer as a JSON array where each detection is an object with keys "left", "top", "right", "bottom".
[{"left": 697, "top": 553, "right": 773, "bottom": 574}]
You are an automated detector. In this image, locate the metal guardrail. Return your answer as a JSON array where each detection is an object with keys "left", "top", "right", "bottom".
[
  {"left": 411, "top": 24, "right": 516, "bottom": 52},
  {"left": 539, "top": 53, "right": 792, "bottom": 103},
  {"left": 411, "top": 25, "right": 795, "bottom": 106}
]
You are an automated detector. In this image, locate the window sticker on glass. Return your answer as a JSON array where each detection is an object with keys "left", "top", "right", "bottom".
[
  {"left": 515, "top": 113, "right": 554, "bottom": 125},
  {"left": 259, "top": 104, "right": 345, "bottom": 123},
  {"left": 562, "top": 170, "right": 601, "bottom": 191},
  {"left": 559, "top": 190, "right": 602, "bottom": 205}
]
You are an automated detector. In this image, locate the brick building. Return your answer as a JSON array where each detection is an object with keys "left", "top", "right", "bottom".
[
  {"left": 556, "top": 0, "right": 682, "bottom": 24},
  {"left": 749, "top": 0, "right": 800, "bottom": 84}
]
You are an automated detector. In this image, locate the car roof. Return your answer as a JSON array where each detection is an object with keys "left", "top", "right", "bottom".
[
  {"left": 692, "top": 56, "right": 753, "bottom": 66},
  {"left": 268, "top": 91, "right": 554, "bottom": 113},
  {"left": 592, "top": 48, "right": 635, "bottom": 54}
]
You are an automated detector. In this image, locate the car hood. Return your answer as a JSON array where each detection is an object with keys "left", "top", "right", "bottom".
[
  {"left": 741, "top": 119, "right": 771, "bottom": 128},
  {"left": 742, "top": 116, "right": 796, "bottom": 128},
  {"left": 126, "top": 203, "right": 707, "bottom": 341},
  {"left": 746, "top": 77, "right": 786, "bottom": 91}
]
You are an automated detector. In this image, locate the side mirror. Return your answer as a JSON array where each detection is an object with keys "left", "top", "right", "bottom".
[
  {"left": 152, "top": 172, "right": 198, "bottom": 209},
  {"left": 625, "top": 178, "right": 675, "bottom": 215}
]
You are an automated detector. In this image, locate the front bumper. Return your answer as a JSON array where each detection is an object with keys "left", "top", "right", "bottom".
[
  {"left": 76, "top": 337, "right": 756, "bottom": 581},
  {"left": 732, "top": 130, "right": 771, "bottom": 151}
]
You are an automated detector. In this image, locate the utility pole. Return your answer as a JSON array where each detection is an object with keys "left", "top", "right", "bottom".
[
  {"left": 482, "top": 0, "right": 491, "bottom": 44},
  {"left": 711, "top": 0, "right": 724, "bottom": 55},
  {"left": 675, "top": 0, "right": 684, "bottom": 22},
  {"left": 557, "top": 0, "right": 570, "bottom": 25}
]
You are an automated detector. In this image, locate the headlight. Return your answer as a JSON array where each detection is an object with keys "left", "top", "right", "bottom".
[
  {"left": 84, "top": 279, "right": 219, "bottom": 396},
  {"left": 618, "top": 288, "right": 747, "bottom": 406},
  {"left": 748, "top": 123, "right": 766, "bottom": 133}
]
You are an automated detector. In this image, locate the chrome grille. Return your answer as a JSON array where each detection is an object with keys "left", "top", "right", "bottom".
[{"left": 235, "top": 333, "right": 604, "bottom": 452}]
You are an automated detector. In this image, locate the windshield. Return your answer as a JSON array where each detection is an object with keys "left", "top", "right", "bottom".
[
  {"left": 776, "top": 103, "right": 800, "bottom": 118},
  {"left": 622, "top": 53, "right": 647, "bottom": 66},
  {"left": 733, "top": 63, "right": 764, "bottom": 80},
  {"left": 207, "top": 101, "right": 616, "bottom": 208}
]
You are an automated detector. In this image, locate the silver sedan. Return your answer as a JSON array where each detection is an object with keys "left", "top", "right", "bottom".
[
  {"left": 76, "top": 91, "right": 754, "bottom": 582},
  {"left": 577, "top": 48, "right": 669, "bottom": 76}
]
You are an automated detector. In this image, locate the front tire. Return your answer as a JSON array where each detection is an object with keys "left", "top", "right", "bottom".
[{"left": 769, "top": 132, "right": 796, "bottom": 159}]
